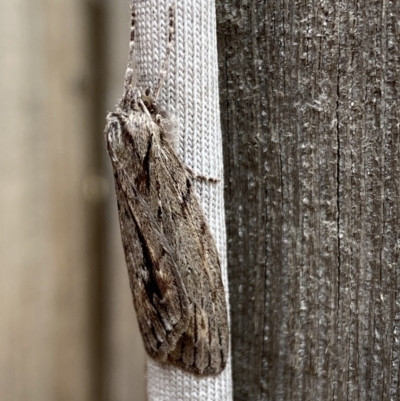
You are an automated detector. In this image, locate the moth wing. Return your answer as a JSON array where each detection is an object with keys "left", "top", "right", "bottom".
[
  {"left": 114, "top": 171, "right": 191, "bottom": 361},
  {"left": 152, "top": 141, "right": 229, "bottom": 375},
  {"left": 109, "top": 113, "right": 229, "bottom": 375}
]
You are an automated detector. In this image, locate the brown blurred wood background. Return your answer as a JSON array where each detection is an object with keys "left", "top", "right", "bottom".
[
  {"left": 217, "top": 0, "right": 400, "bottom": 400},
  {"left": 0, "top": 1, "right": 146, "bottom": 400}
]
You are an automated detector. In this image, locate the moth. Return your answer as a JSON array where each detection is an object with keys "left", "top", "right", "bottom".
[{"left": 105, "top": 4, "right": 229, "bottom": 375}]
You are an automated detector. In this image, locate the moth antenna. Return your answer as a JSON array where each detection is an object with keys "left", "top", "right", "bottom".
[
  {"left": 153, "top": 6, "right": 175, "bottom": 101},
  {"left": 123, "top": 1, "right": 136, "bottom": 96}
]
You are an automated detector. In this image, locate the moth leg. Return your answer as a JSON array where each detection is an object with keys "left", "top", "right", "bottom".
[
  {"left": 195, "top": 174, "right": 220, "bottom": 184},
  {"left": 185, "top": 166, "right": 220, "bottom": 183}
]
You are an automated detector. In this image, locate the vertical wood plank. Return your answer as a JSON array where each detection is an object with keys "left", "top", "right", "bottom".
[
  {"left": 217, "top": 0, "right": 400, "bottom": 400},
  {"left": 0, "top": 0, "right": 104, "bottom": 400}
]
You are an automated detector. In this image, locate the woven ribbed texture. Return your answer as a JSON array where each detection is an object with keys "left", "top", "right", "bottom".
[{"left": 132, "top": 0, "right": 232, "bottom": 399}]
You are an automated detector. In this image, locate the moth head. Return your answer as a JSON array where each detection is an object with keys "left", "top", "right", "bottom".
[
  {"left": 141, "top": 94, "right": 156, "bottom": 113},
  {"left": 140, "top": 92, "right": 178, "bottom": 149}
]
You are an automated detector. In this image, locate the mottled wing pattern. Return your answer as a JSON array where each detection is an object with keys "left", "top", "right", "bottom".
[
  {"left": 107, "top": 111, "right": 228, "bottom": 375},
  {"left": 114, "top": 169, "right": 190, "bottom": 361},
  {"left": 154, "top": 133, "right": 229, "bottom": 375}
]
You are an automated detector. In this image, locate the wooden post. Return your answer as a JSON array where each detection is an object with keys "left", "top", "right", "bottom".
[
  {"left": 217, "top": 0, "right": 400, "bottom": 399},
  {"left": 1, "top": 1, "right": 105, "bottom": 400}
]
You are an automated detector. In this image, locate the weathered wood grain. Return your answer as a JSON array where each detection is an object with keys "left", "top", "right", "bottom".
[{"left": 217, "top": 0, "right": 400, "bottom": 399}]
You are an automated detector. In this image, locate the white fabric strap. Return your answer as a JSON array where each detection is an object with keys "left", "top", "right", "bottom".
[{"left": 132, "top": 0, "right": 232, "bottom": 399}]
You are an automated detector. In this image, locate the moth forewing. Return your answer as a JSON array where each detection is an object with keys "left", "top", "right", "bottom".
[{"left": 105, "top": 5, "right": 228, "bottom": 376}]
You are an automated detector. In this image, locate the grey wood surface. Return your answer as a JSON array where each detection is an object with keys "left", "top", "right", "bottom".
[{"left": 217, "top": 1, "right": 400, "bottom": 400}]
